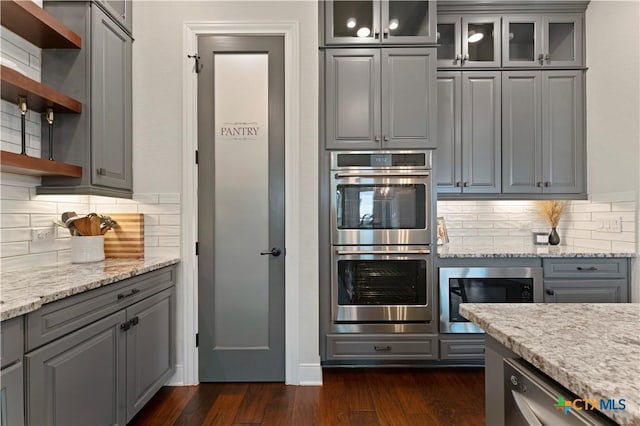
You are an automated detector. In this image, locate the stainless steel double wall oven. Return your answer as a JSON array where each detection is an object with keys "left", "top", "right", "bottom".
[{"left": 330, "top": 151, "right": 433, "bottom": 330}]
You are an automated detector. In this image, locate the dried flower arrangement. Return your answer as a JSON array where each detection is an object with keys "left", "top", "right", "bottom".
[{"left": 536, "top": 200, "right": 569, "bottom": 228}]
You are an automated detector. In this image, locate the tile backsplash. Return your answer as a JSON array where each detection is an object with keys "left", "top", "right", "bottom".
[
  {"left": 0, "top": 172, "right": 181, "bottom": 272},
  {"left": 437, "top": 195, "right": 637, "bottom": 252}
]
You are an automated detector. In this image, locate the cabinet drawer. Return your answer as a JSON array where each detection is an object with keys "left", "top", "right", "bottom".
[
  {"left": 326, "top": 334, "right": 437, "bottom": 360},
  {"left": 1, "top": 317, "right": 23, "bottom": 369},
  {"left": 543, "top": 259, "right": 627, "bottom": 279},
  {"left": 26, "top": 266, "right": 176, "bottom": 351},
  {"left": 439, "top": 339, "right": 485, "bottom": 360},
  {"left": 544, "top": 279, "right": 628, "bottom": 303}
]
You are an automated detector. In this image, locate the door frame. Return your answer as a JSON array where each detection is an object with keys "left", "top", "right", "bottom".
[{"left": 181, "top": 22, "right": 306, "bottom": 385}]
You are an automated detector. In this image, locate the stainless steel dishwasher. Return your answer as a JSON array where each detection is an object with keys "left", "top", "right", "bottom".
[{"left": 503, "top": 359, "right": 618, "bottom": 425}]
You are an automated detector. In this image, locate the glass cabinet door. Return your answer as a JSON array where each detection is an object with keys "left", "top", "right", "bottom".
[
  {"left": 543, "top": 14, "right": 583, "bottom": 67},
  {"left": 383, "top": 0, "right": 437, "bottom": 44},
  {"left": 437, "top": 16, "right": 461, "bottom": 68},
  {"left": 326, "top": 0, "right": 380, "bottom": 45},
  {"left": 461, "top": 16, "right": 501, "bottom": 68},
  {"left": 502, "top": 16, "right": 541, "bottom": 67}
]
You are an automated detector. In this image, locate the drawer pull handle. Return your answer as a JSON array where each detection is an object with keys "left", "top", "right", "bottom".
[
  {"left": 130, "top": 316, "right": 139, "bottom": 327},
  {"left": 120, "top": 322, "right": 131, "bottom": 331},
  {"left": 374, "top": 345, "right": 392, "bottom": 352},
  {"left": 117, "top": 288, "right": 140, "bottom": 300},
  {"left": 577, "top": 267, "right": 598, "bottom": 271},
  {"left": 546, "top": 289, "right": 555, "bottom": 296}
]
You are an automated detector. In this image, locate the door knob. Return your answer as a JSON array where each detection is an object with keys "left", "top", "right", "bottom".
[{"left": 260, "top": 247, "right": 282, "bottom": 257}]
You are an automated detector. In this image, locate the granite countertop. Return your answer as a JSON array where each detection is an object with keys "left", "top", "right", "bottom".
[
  {"left": 0, "top": 257, "right": 180, "bottom": 321},
  {"left": 438, "top": 243, "right": 635, "bottom": 258},
  {"left": 459, "top": 303, "right": 640, "bottom": 425}
]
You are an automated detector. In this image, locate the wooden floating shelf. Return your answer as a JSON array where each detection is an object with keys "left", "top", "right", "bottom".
[
  {"left": 0, "top": 65, "right": 82, "bottom": 113},
  {"left": 0, "top": 0, "right": 81, "bottom": 49},
  {"left": 0, "top": 150, "right": 82, "bottom": 177}
]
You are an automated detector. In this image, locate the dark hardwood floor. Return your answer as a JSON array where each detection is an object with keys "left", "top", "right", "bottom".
[{"left": 129, "top": 367, "right": 485, "bottom": 425}]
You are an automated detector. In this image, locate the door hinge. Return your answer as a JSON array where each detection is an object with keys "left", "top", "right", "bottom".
[
  {"left": 195, "top": 242, "right": 199, "bottom": 256},
  {"left": 196, "top": 333, "right": 199, "bottom": 347},
  {"left": 187, "top": 54, "right": 202, "bottom": 74},
  {"left": 195, "top": 150, "right": 199, "bottom": 164}
]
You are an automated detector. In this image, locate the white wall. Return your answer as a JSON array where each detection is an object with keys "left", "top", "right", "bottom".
[
  {"left": 586, "top": 1, "right": 640, "bottom": 301},
  {"left": 132, "top": 1, "right": 319, "bottom": 382}
]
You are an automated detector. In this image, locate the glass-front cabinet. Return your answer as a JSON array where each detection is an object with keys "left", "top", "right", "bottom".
[
  {"left": 502, "top": 14, "right": 583, "bottom": 67},
  {"left": 437, "top": 15, "right": 501, "bottom": 68},
  {"left": 326, "top": 0, "right": 436, "bottom": 45}
]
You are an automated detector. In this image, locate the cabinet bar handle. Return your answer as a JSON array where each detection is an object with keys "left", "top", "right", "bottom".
[
  {"left": 374, "top": 29, "right": 380, "bottom": 39},
  {"left": 536, "top": 182, "right": 542, "bottom": 187},
  {"left": 546, "top": 289, "right": 555, "bottom": 295},
  {"left": 117, "top": 288, "right": 140, "bottom": 300},
  {"left": 383, "top": 135, "right": 389, "bottom": 142},
  {"left": 97, "top": 167, "right": 107, "bottom": 176},
  {"left": 374, "top": 345, "right": 392, "bottom": 352},
  {"left": 383, "top": 29, "right": 389, "bottom": 38},
  {"left": 545, "top": 54, "right": 550, "bottom": 63},
  {"left": 454, "top": 54, "right": 462, "bottom": 64},
  {"left": 463, "top": 182, "right": 469, "bottom": 187},
  {"left": 577, "top": 266, "right": 598, "bottom": 271},
  {"left": 120, "top": 322, "right": 131, "bottom": 331},
  {"left": 544, "top": 181, "right": 551, "bottom": 187},
  {"left": 538, "top": 53, "right": 544, "bottom": 65},
  {"left": 455, "top": 181, "right": 462, "bottom": 187}
]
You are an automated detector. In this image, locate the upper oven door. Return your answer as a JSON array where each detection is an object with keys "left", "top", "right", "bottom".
[
  {"left": 332, "top": 246, "right": 432, "bottom": 322},
  {"left": 331, "top": 171, "right": 431, "bottom": 245}
]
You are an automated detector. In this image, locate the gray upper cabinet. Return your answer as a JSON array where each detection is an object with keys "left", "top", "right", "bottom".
[
  {"left": 502, "top": 14, "right": 583, "bottom": 68},
  {"left": 40, "top": 2, "right": 133, "bottom": 198},
  {"left": 97, "top": 0, "right": 132, "bottom": 35},
  {"left": 437, "top": 15, "right": 501, "bottom": 68},
  {"left": 326, "top": 47, "right": 436, "bottom": 150},
  {"left": 437, "top": 71, "right": 501, "bottom": 193},
  {"left": 325, "top": 0, "right": 436, "bottom": 45},
  {"left": 502, "top": 70, "right": 584, "bottom": 194}
]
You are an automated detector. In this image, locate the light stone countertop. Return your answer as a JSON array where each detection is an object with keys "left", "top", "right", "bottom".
[
  {"left": 0, "top": 257, "right": 180, "bottom": 321},
  {"left": 438, "top": 243, "right": 635, "bottom": 258},
  {"left": 459, "top": 303, "right": 640, "bottom": 426}
]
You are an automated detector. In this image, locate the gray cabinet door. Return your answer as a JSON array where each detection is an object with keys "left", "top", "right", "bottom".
[
  {"left": 502, "top": 15, "right": 543, "bottom": 68},
  {"left": 324, "top": 0, "right": 380, "bottom": 45},
  {"left": 325, "top": 49, "right": 381, "bottom": 149},
  {"left": 461, "top": 16, "right": 501, "bottom": 68},
  {"left": 542, "top": 70, "right": 584, "bottom": 194},
  {"left": 126, "top": 288, "right": 175, "bottom": 422},
  {"left": 461, "top": 71, "right": 501, "bottom": 193},
  {"left": 436, "top": 71, "right": 462, "bottom": 193},
  {"left": 502, "top": 71, "right": 543, "bottom": 193},
  {"left": 544, "top": 280, "right": 628, "bottom": 303},
  {"left": 437, "top": 15, "right": 462, "bottom": 68},
  {"left": 91, "top": 6, "right": 133, "bottom": 191},
  {"left": 26, "top": 310, "right": 127, "bottom": 426},
  {"left": 97, "top": 0, "right": 132, "bottom": 35},
  {"left": 382, "top": 0, "right": 437, "bottom": 44},
  {"left": 1, "top": 362, "right": 24, "bottom": 426},
  {"left": 543, "top": 14, "right": 583, "bottom": 67},
  {"left": 381, "top": 48, "right": 436, "bottom": 149}
]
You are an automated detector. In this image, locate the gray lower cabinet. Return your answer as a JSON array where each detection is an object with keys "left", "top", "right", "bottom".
[
  {"left": 436, "top": 71, "right": 501, "bottom": 193},
  {"left": 40, "top": 1, "right": 133, "bottom": 198},
  {"left": 543, "top": 258, "right": 629, "bottom": 303},
  {"left": 125, "top": 288, "right": 175, "bottom": 422},
  {"left": 24, "top": 267, "right": 176, "bottom": 425},
  {"left": 502, "top": 70, "right": 584, "bottom": 195},
  {"left": 25, "top": 311, "right": 127, "bottom": 426},
  {"left": 326, "top": 334, "right": 437, "bottom": 361},
  {"left": 325, "top": 47, "right": 436, "bottom": 150},
  {"left": 439, "top": 337, "right": 485, "bottom": 361},
  {"left": 1, "top": 317, "right": 24, "bottom": 426}
]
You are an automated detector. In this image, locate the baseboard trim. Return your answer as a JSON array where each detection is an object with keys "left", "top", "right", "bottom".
[
  {"left": 298, "top": 363, "right": 323, "bottom": 386},
  {"left": 165, "top": 364, "right": 184, "bottom": 386}
]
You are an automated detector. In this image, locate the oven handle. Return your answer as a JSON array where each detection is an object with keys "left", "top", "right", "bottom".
[
  {"left": 334, "top": 172, "right": 430, "bottom": 179},
  {"left": 336, "top": 249, "right": 431, "bottom": 256}
]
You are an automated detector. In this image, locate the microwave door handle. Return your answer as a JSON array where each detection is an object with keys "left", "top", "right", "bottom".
[
  {"left": 336, "top": 250, "right": 430, "bottom": 256},
  {"left": 334, "top": 172, "right": 430, "bottom": 179}
]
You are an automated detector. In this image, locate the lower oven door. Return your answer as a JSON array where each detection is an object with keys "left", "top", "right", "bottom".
[{"left": 332, "top": 246, "right": 432, "bottom": 322}]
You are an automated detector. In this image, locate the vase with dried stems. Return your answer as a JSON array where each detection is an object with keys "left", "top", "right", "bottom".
[{"left": 536, "top": 200, "right": 569, "bottom": 245}]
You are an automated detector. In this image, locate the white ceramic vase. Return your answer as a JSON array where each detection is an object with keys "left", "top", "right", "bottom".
[{"left": 71, "top": 235, "right": 105, "bottom": 263}]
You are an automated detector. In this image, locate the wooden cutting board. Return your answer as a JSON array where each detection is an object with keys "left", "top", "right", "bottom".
[{"left": 103, "top": 213, "right": 144, "bottom": 258}]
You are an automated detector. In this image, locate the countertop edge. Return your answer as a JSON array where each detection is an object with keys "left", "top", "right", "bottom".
[
  {"left": 438, "top": 251, "right": 635, "bottom": 259},
  {"left": 1, "top": 258, "right": 180, "bottom": 321},
  {"left": 459, "top": 304, "right": 640, "bottom": 426}
]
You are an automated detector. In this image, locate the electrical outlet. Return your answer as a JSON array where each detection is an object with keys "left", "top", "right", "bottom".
[{"left": 31, "top": 228, "right": 55, "bottom": 242}]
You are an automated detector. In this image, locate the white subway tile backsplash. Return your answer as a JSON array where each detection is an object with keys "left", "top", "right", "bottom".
[
  {"left": 0, "top": 185, "right": 30, "bottom": 200},
  {"left": 137, "top": 204, "right": 180, "bottom": 215},
  {"left": 144, "top": 225, "right": 180, "bottom": 236},
  {"left": 1, "top": 228, "right": 31, "bottom": 242},
  {"left": 438, "top": 197, "right": 636, "bottom": 251},
  {"left": 159, "top": 215, "right": 180, "bottom": 226},
  {"left": 158, "top": 236, "right": 180, "bottom": 247},
  {"left": 2, "top": 200, "right": 58, "bottom": 214},
  {"left": 133, "top": 193, "right": 159, "bottom": 204},
  {"left": 1, "top": 242, "right": 29, "bottom": 258},
  {"left": 145, "top": 247, "right": 180, "bottom": 258},
  {"left": 1, "top": 214, "right": 29, "bottom": 228},
  {"left": 159, "top": 193, "right": 181, "bottom": 204},
  {"left": 144, "top": 236, "right": 159, "bottom": 247}
]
